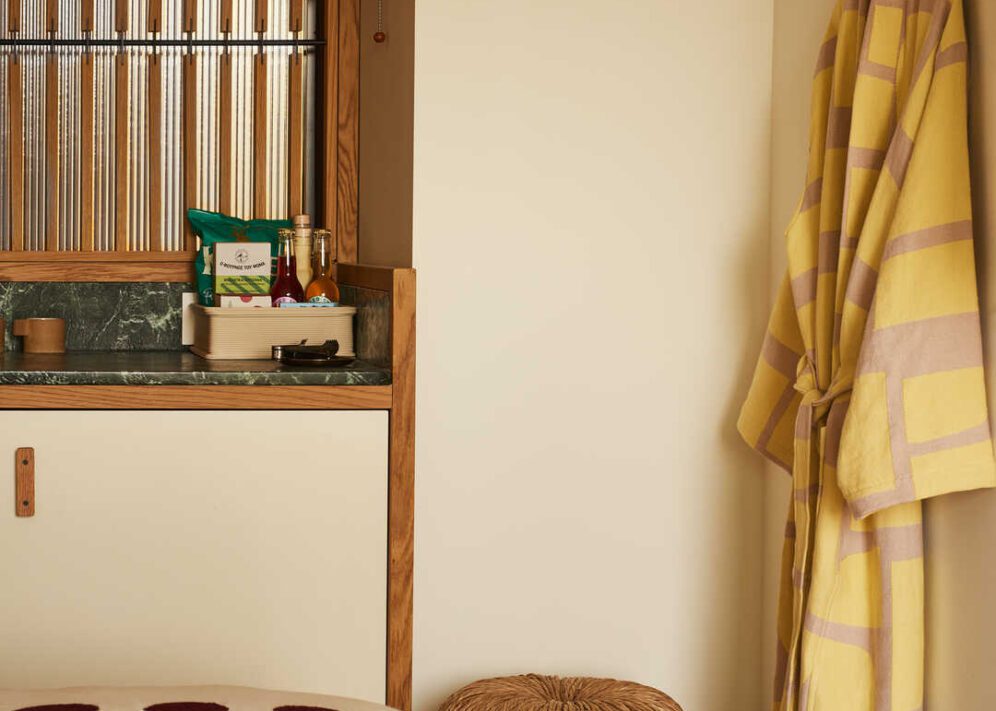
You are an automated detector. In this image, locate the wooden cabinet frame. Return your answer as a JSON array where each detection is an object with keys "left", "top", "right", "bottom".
[{"left": 0, "top": 265, "right": 416, "bottom": 711}]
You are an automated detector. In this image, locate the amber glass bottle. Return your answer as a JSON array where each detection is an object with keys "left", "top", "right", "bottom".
[{"left": 305, "top": 229, "right": 340, "bottom": 304}]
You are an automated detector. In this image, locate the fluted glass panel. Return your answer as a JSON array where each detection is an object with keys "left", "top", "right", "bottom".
[{"left": 0, "top": 0, "right": 318, "bottom": 252}]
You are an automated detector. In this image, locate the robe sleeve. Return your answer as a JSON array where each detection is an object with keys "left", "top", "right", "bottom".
[
  {"left": 738, "top": 276, "right": 806, "bottom": 473},
  {"left": 836, "top": 26, "right": 996, "bottom": 518}
]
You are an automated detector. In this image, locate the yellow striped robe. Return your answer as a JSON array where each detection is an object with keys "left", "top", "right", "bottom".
[{"left": 739, "top": 1, "right": 996, "bottom": 709}]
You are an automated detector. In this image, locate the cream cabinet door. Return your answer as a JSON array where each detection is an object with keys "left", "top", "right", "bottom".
[{"left": 0, "top": 410, "right": 388, "bottom": 704}]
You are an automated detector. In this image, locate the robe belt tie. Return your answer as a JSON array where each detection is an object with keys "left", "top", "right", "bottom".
[
  {"left": 793, "top": 355, "right": 850, "bottom": 433},
  {"left": 780, "top": 355, "right": 852, "bottom": 705}
]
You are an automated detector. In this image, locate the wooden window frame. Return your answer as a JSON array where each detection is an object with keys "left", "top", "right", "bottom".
[{"left": 0, "top": 0, "right": 359, "bottom": 281}]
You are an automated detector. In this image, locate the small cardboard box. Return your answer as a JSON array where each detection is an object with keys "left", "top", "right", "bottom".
[
  {"left": 190, "top": 305, "right": 357, "bottom": 360},
  {"left": 216, "top": 295, "right": 272, "bottom": 308},
  {"left": 214, "top": 242, "right": 271, "bottom": 296}
]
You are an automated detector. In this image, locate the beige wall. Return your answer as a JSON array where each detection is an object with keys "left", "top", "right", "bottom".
[
  {"left": 358, "top": 0, "right": 415, "bottom": 267},
  {"left": 412, "top": 1, "right": 774, "bottom": 709}
]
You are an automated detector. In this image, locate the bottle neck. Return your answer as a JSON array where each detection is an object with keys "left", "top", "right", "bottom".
[{"left": 312, "top": 239, "right": 332, "bottom": 276}]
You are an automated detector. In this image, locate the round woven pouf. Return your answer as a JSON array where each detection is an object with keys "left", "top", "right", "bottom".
[{"left": 438, "top": 674, "right": 683, "bottom": 711}]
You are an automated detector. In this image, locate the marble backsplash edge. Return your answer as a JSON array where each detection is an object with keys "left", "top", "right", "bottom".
[
  {"left": 0, "top": 282, "right": 192, "bottom": 352},
  {"left": 0, "top": 282, "right": 393, "bottom": 361},
  {"left": 340, "top": 285, "right": 391, "bottom": 367}
]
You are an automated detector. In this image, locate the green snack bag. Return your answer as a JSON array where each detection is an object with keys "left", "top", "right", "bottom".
[{"left": 187, "top": 209, "right": 291, "bottom": 306}]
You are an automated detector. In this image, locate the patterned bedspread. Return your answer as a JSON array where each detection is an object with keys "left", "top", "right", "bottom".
[{"left": 0, "top": 686, "right": 395, "bottom": 711}]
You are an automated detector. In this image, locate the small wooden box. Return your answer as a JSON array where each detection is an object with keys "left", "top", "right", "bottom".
[{"left": 190, "top": 305, "right": 356, "bottom": 360}]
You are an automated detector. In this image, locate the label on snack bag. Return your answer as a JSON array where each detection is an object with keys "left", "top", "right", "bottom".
[{"left": 216, "top": 275, "right": 271, "bottom": 295}]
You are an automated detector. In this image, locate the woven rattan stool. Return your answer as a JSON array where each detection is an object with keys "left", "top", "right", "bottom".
[{"left": 438, "top": 674, "right": 683, "bottom": 711}]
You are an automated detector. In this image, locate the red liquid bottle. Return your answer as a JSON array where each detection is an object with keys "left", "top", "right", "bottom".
[{"left": 270, "top": 228, "right": 305, "bottom": 306}]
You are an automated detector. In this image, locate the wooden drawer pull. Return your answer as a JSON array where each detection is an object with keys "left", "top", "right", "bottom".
[{"left": 15, "top": 447, "right": 34, "bottom": 517}]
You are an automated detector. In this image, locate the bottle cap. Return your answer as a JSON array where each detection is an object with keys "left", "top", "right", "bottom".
[{"left": 292, "top": 214, "right": 312, "bottom": 227}]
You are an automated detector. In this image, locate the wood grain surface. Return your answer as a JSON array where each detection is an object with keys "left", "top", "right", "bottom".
[
  {"left": 182, "top": 0, "right": 197, "bottom": 32},
  {"left": 147, "top": 0, "right": 163, "bottom": 32},
  {"left": 323, "top": 1, "right": 340, "bottom": 237},
  {"left": 45, "top": 0, "right": 58, "bottom": 31},
  {"left": 80, "top": 54, "right": 95, "bottom": 251},
  {"left": 255, "top": 0, "right": 268, "bottom": 33},
  {"left": 8, "top": 57, "right": 23, "bottom": 251},
  {"left": 336, "top": 0, "right": 359, "bottom": 263},
  {"left": 114, "top": 0, "right": 128, "bottom": 32},
  {"left": 220, "top": 0, "right": 233, "bottom": 32},
  {"left": 253, "top": 53, "right": 268, "bottom": 218},
  {"left": 182, "top": 54, "right": 197, "bottom": 250},
  {"left": 0, "top": 386, "right": 393, "bottom": 410},
  {"left": 387, "top": 269, "right": 416, "bottom": 711},
  {"left": 148, "top": 54, "right": 163, "bottom": 251},
  {"left": 7, "top": 0, "right": 19, "bottom": 32},
  {"left": 0, "top": 253, "right": 196, "bottom": 283},
  {"left": 290, "top": 0, "right": 303, "bottom": 32},
  {"left": 45, "top": 54, "right": 59, "bottom": 250},
  {"left": 115, "top": 53, "right": 130, "bottom": 251},
  {"left": 288, "top": 54, "right": 304, "bottom": 216},
  {"left": 218, "top": 52, "right": 233, "bottom": 215},
  {"left": 81, "top": 0, "right": 93, "bottom": 32},
  {"left": 15, "top": 447, "right": 34, "bottom": 517}
]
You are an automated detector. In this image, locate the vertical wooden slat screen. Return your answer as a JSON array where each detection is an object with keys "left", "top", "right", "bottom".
[
  {"left": 337, "top": 0, "right": 359, "bottom": 263},
  {"left": 45, "top": 53, "right": 59, "bottom": 251},
  {"left": 0, "top": 0, "right": 364, "bottom": 280},
  {"left": 81, "top": 3, "right": 93, "bottom": 32},
  {"left": 148, "top": 54, "right": 162, "bottom": 251},
  {"left": 252, "top": 0, "right": 267, "bottom": 219},
  {"left": 147, "top": 0, "right": 162, "bottom": 33},
  {"left": 8, "top": 55, "right": 23, "bottom": 251},
  {"left": 7, "top": 0, "right": 19, "bottom": 33},
  {"left": 218, "top": 52, "right": 232, "bottom": 215},
  {"left": 219, "top": 1, "right": 232, "bottom": 215},
  {"left": 181, "top": 21, "right": 196, "bottom": 244},
  {"left": 80, "top": 53, "right": 95, "bottom": 251},
  {"left": 253, "top": 53, "right": 268, "bottom": 218},
  {"left": 290, "top": 0, "right": 303, "bottom": 33},
  {"left": 288, "top": 54, "right": 303, "bottom": 216},
  {"left": 6, "top": 0, "right": 18, "bottom": 253},
  {"left": 45, "top": 0, "right": 58, "bottom": 247},
  {"left": 81, "top": 0, "right": 93, "bottom": 32},
  {"left": 255, "top": 0, "right": 268, "bottom": 33},
  {"left": 114, "top": 0, "right": 128, "bottom": 33},
  {"left": 182, "top": 0, "right": 197, "bottom": 33},
  {"left": 45, "top": 0, "right": 58, "bottom": 32},
  {"left": 220, "top": 0, "right": 233, "bottom": 33},
  {"left": 115, "top": 53, "right": 129, "bottom": 251},
  {"left": 182, "top": 54, "right": 197, "bottom": 251}
]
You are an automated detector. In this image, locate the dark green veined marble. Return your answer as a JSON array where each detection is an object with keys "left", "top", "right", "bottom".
[
  {"left": 0, "top": 351, "right": 391, "bottom": 386},
  {"left": 340, "top": 284, "right": 390, "bottom": 366},
  {"left": 0, "top": 282, "right": 191, "bottom": 352}
]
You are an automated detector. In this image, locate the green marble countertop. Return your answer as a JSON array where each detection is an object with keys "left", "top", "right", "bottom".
[{"left": 0, "top": 351, "right": 391, "bottom": 387}]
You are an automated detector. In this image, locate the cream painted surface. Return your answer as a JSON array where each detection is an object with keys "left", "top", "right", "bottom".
[
  {"left": 413, "top": 1, "right": 774, "bottom": 709},
  {"left": 766, "top": 0, "right": 835, "bottom": 708},
  {"left": 926, "top": 1, "right": 996, "bottom": 708},
  {"left": 0, "top": 411, "right": 388, "bottom": 704}
]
